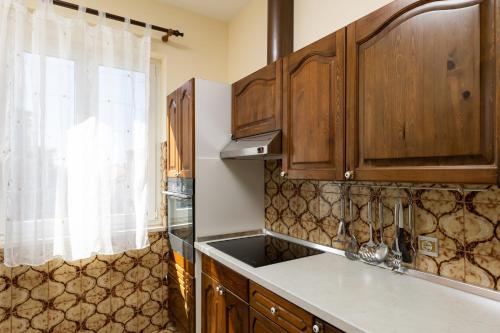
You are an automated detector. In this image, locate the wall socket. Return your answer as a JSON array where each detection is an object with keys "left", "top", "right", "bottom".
[{"left": 418, "top": 236, "right": 439, "bottom": 257}]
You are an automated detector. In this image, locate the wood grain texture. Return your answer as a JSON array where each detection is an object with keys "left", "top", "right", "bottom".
[
  {"left": 202, "top": 254, "right": 249, "bottom": 302},
  {"left": 178, "top": 79, "right": 195, "bottom": 178},
  {"left": 232, "top": 60, "right": 283, "bottom": 138},
  {"left": 314, "top": 319, "right": 344, "bottom": 333},
  {"left": 250, "top": 308, "right": 287, "bottom": 333},
  {"left": 282, "top": 30, "right": 346, "bottom": 180},
  {"left": 249, "top": 282, "right": 313, "bottom": 333},
  {"left": 346, "top": 0, "right": 499, "bottom": 183},
  {"left": 202, "top": 273, "right": 249, "bottom": 333},
  {"left": 167, "top": 91, "right": 179, "bottom": 178},
  {"left": 168, "top": 252, "right": 195, "bottom": 333}
]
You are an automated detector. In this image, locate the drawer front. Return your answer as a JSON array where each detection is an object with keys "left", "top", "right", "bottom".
[
  {"left": 202, "top": 254, "right": 249, "bottom": 302},
  {"left": 250, "top": 282, "right": 313, "bottom": 333}
]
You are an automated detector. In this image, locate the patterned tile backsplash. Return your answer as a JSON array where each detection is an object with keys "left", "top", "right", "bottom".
[
  {"left": 0, "top": 231, "right": 170, "bottom": 333},
  {"left": 265, "top": 160, "right": 500, "bottom": 291}
]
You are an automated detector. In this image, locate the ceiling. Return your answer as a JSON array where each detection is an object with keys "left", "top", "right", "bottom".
[{"left": 157, "top": 0, "right": 249, "bottom": 21}]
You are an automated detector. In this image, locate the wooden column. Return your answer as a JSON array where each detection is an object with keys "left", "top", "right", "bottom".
[{"left": 267, "top": 0, "right": 293, "bottom": 64}]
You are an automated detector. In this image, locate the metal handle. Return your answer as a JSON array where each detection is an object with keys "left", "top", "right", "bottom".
[
  {"left": 270, "top": 306, "right": 278, "bottom": 316},
  {"left": 313, "top": 324, "right": 322, "bottom": 333},
  {"left": 344, "top": 170, "right": 354, "bottom": 180},
  {"left": 280, "top": 170, "right": 288, "bottom": 178},
  {"left": 164, "top": 191, "right": 192, "bottom": 199}
]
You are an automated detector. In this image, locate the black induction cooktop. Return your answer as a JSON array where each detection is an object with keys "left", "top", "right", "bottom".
[{"left": 208, "top": 235, "right": 323, "bottom": 268}]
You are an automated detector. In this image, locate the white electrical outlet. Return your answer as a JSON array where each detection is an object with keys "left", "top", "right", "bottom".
[{"left": 418, "top": 236, "right": 439, "bottom": 257}]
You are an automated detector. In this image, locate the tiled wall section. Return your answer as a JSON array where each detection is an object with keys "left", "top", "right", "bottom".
[
  {"left": 0, "top": 142, "right": 173, "bottom": 333},
  {"left": 0, "top": 231, "right": 170, "bottom": 333},
  {"left": 265, "top": 161, "right": 500, "bottom": 291}
]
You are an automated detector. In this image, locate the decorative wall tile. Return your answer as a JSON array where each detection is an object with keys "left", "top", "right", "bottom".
[
  {"left": 264, "top": 161, "right": 500, "bottom": 291},
  {"left": 465, "top": 253, "right": 499, "bottom": 290},
  {"left": 0, "top": 230, "right": 171, "bottom": 333}
]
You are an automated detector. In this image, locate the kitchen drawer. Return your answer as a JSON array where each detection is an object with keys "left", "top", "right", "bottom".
[
  {"left": 202, "top": 254, "right": 249, "bottom": 301},
  {"left": 250, "top": 281, "right": 313, "bottom": 333}
]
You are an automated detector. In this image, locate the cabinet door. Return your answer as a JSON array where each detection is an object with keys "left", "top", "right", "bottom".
[
  {"left": 250, "top": 308, "right": 287, "bottom": 333},
  {"left": 346, "top": 0, "right": 499, "bottom": 183},
  {"left": 232, "top": 60, "right": 283, "bottom": 139},
  {"left": 282, "top": 30, "right": 346, "bottom": 180},
  {"left": 225, "top": 287, "right": 249, "bottom": 333},
  {"left": 168, "top": 270, "right": 195, "bottom": 333},
  {"left": 202, "top": 273, "right": 249, "bottom": 333},
  {"left": 202, "top": 273, "right": 226, "bottom": 333},
  {"left": 167, "top": 91, "right": 180, "bottom": 178},
  {"left": 178, "top": 79, "right": 195, "bottom": 178}
]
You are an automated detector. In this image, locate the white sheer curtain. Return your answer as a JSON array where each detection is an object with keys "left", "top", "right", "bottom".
[{"left": 0, "top": 0, "right": 151, "bottom": 266}]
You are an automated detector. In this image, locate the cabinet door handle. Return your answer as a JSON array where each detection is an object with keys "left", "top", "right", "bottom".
[
  {"left": 215, "top": 285, "right": 225, "bottom": 296},
  {"left": 270, "top": 306, "right": 278, "bottom": 316},
  {"left": 313, "top": 324, "right": 322, "bottom": 333},
  {"left": 280, "top": 170, "right": 288, "bottom": 178},
  {"left": 344, "top": 170, "right": 354, "bottom": 180}
]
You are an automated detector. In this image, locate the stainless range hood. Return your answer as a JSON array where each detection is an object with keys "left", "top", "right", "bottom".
[{"left": 220, "top": 130, "right": 282, "bottom": 160}]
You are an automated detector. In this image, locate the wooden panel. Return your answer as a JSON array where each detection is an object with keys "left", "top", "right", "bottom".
[
  {"left": 202, "top": 273, "right": 225, "bottom": 333},
  {"left": 232, "top": 60, "right": 283, "bottom": 138},
  {"left": 178, "top": 79, "right": 195, "bottom": 178},
  {"left": 202, "top": 273, "right": 249, "bottom": 333},
  {"left": 202, "top": 254, "right": 249, "bottom": 302},
  {"left": 250, "top": 308, "right": 287, "bottom": 333},
  {"left": 225, "top": 285, "right": 250, "bottom": 333},
  {"left": 314, "top": 319, "right": 344, "bottom": 333},
  {"left": 169, "top": 258, "right": 195, "bottom": 333},
  {"left": 346, "top": 0, "right": 499, "bottom": 183},
  {"left": 167, "top": 91, "right": 179, "bottom": 177},
  {"left": 250, "top": 282, "right": 313, "bottom": 333},
  {"left": 170, "top": 249, "right": 195, "bottom": 277},
  {"left": 282, "top": 30, "right": 346, "bottom": 180}
]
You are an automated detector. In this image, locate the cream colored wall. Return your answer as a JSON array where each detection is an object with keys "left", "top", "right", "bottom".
[
  {"left": 227, "top": 0, "right": 267, "bottom": 83},
  {"left": 227, "top": 0, "right": 394, "bottom": 82},
  {"left": 27, "top": 0, "right": 228, "bottom": 94}
]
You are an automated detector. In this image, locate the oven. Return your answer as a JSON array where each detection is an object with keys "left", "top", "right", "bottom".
[{"left": 165, "top": 178, "right": 194, "bottom": 262}]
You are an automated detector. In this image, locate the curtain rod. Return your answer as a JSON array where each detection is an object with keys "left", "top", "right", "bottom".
[{"left": 52, "top": 0, "right": 184, "bottom": 42}]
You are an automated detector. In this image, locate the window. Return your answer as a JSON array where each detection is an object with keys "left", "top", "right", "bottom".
[{"left": 0, "top": 56, "right": 164, "bottom": 245}]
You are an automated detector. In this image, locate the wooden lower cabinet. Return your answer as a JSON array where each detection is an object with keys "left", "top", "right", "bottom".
[
  {"left": 202, "top": 255, "right": 343, "bottom": 333},
  {"left": 202, "top": 273, "right": 249, "bottom": 333},
  {"left": 250, "top": 308, "right": 287, "bottom": 333},
  {"left": 168, "top": 251, "right": 195, "bottom": 333}
]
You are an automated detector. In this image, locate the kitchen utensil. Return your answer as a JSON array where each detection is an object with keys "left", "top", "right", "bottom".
[
  {"left": 374, "top": 198, "right": 388, "bottom": 263},
  {"left": 345, "top": 197, "right": 359, "bottom": 260},
  {"left": 408, "top": 194, "right": 417, "bottom": 260},
  {"left": 385, "top": 200, "right": 403, "bottom": 270},
  {"left": 397, "top": 199, "right": 412, "bottom": 264},
  {"left": 337, "top": 194, "right": 346, "bottom": 241},
  {"left": 358, "top": 199, "right": 378, "bottom": 264}
]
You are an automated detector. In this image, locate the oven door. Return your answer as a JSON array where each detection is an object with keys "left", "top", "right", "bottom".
[{"left": 166, "top": 191, "right": 194, "bottom": 245}]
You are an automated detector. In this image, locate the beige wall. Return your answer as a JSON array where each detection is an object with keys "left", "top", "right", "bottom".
[
  {"left": 227, "top": 0, "right": 394, "bottom": 83},
  {"left": 227, "top": 0, "right": 267, "bottom": 83},
  {"left": 30, "top": 0, "right": 229, "bottom": 93}
]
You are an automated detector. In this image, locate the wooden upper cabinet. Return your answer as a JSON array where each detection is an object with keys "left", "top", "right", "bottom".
[
  {"left": 178, "top": 79, "right": 195, "bottom": 178},
  {"left": 346, "top": 0, "right": 499, "bottom": 183},
  {"left": 167, "top": 79, "right": 195, "bottom": 179},
  {"left": 167, "top": 91, "right": 180, "bottom": 178},
  {"left": 282, "top": 30, "right": 346, "bottom": 180},
  {"left": 232, "top": 60, "right": 283, "bottom": 139}
]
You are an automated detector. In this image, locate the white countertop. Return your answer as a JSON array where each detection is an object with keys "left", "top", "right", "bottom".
[{"left": 195, "top": 239, "right": 500, "bottom": 333}]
